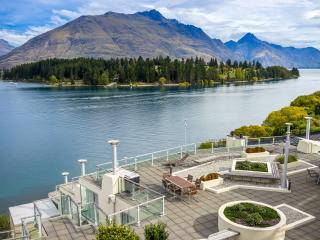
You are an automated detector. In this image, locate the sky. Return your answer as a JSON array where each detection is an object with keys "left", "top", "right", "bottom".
[{"left": 0, "top": 0, "right": 320, "bottom": 48}]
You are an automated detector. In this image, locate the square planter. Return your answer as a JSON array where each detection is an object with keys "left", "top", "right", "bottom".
[
  {"left": 242, "top": 151, "right": 270, "bottom": 159},
  {"left": 200, "top": 177, "right": 223, "bottom": 190},
  {"left": 278, "top": 161, "right": 300, "bottom": 170}
]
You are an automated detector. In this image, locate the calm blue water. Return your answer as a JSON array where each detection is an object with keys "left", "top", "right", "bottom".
[{"left": 0, "top": 69, "right": 319, "bottom": 212}]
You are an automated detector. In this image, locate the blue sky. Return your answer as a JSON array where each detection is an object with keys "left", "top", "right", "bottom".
[{"left": 1, "top": 0, "right": 320, "bottom": 48}]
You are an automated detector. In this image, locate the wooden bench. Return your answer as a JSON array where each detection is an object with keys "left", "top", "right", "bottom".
[{"left": 208, "top": 229, "right": 240, "bottom": 240}]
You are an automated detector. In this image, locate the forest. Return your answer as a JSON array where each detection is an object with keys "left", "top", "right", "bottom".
[{"left": 1, "top": 57, "right": 299, "bottom": 86}]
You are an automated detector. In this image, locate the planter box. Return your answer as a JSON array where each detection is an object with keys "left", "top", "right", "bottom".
[
  {"left": 218, "top": 200, "right": 287, "bottom": 240},
  {"left": 200, "top": 177, "right": 223, "bottom": 190},
  {"left": 278, "top": 161, "right": 300, "bottom": 170},
  {"left": 231, "top": 160, "right": 272, "bottom": 176},
  {"left": 242, "top": 151, "right": 270, "bottom": 159}
]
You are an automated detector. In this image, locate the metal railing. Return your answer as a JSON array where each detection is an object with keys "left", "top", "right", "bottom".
[{"left": 107, "top": 196, "right": 165, "bottom": 227}]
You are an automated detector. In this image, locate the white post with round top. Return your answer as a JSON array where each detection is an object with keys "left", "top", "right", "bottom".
[
  {"left": 62, "top": 172, "right": 69, "bottom": 184},
  {"left": 108, "top": 140, "right": 120, "bottom": 174},
  {"left": 78, "top": 159, "right": 87, "bottom": 176}
]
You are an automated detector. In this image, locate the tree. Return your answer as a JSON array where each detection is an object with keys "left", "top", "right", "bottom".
[
  {"left": 49, "top": 74, "right": 58, "bottom": 84},
  {"left": 233, "top": 125, "right": 273, "bottom": 137},
  {"left": 96, "top": 223, "right": 140, "bottom": 240},
  {"left": 263, "top": 106, "right": 308, "bottom": 135},
  {"left": 159, "top": 77, "right": 167, "bottom": 86},
  {"left": 99, "top": 71, "right": 109, "bottom": 85}
]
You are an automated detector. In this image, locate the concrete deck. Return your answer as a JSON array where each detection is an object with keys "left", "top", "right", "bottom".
[{"left": 131, "top": 148, "right": 320, "bottom": 240}]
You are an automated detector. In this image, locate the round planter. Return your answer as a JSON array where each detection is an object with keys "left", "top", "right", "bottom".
[{"left": 218, "top": 200, "right": 286, "bottom": 240}]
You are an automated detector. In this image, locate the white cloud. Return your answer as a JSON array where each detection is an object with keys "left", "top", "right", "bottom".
[{"left": 0, "top": 26, "right": 52, "bottom": 46}]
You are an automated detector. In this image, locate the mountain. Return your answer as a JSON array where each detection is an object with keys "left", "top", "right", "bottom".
[
  {"left": 0, "top": 39, "right": 14, "bottom": 56},
  {"left": 225, "top": 33, "right": 320, "bottom": 68},
  {"left": 0, "top": 10, "right": 233, "bottom": 68}
]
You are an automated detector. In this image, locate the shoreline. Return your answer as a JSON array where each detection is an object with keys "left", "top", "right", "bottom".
[{"left": 2, "top": 77, "right": 298, "bottom": 89}]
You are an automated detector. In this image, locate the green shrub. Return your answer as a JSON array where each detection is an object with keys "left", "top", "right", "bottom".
[
  {"left": 178, "top": 82, "right": 190, "bottom": 88},
  {"left": 245, "top": 147, "right": 266, "bottom": 153},
  {"left": 96, "top": 223, "right": 140, "bottom": 240},
  {"left": 144, "top": 222, "right": 169, "bottom": 240},
  {"left": 224, "top": 203, "right": 280, "bottom": 227},
  {"left": 235, "top": 161, "right": 268, "bottom": 172},
  {"left": 0, "top": 215, "right": 10, "bottom": 231},
  {"left": 198, "top": 140, "right": 226, "bottom": 149},
  {"left": 276, "top": 155, "right": 297, "bottom": 164},
  {"left": 233, "top": 125, "right": 273, "bottom": 138}
]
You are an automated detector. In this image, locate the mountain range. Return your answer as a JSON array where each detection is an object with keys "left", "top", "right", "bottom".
[
  {"left": 225, "top": 33, "right": 320, "bottom": 68},
  {"left": 0, "top": 9, "right": 320, "bottom": 68},
  {"left": 0, "top": 39, "right": 14, "bottom": 57}
]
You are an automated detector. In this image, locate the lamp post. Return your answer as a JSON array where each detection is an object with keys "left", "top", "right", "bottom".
[
  {"left": 184, "top": 120, "right": 187, "bottom": 152},
  {"left": 305, "top": 117, "right": 312, "bottom": 140},
  {"left": 281, "top": 123, "right": 292, "bottom": 188}
]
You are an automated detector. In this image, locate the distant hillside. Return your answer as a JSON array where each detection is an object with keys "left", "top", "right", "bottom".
[
  {"left": 0, "top": 39, "right": 14, "bottom": 56},
  {"left": 225, "top": 33, "right": 320, "bottom": 68},
  {"left": 0, "top": 10, "right": 233, "bottom": 68}
]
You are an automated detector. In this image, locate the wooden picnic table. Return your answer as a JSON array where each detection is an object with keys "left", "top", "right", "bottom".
[{"left": 165, "top": 175, "right": 195, "bottom": 189}]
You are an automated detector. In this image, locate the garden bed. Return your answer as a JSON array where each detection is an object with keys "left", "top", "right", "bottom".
[
  {"left": 224, "top": 202, "right": 280, "bottom": 227},
  {"left": 236, "top": 161, "right": 268, "bottom": 172},
  {"left": 218, "top": 201, "right": 287, "bottom": 240}
]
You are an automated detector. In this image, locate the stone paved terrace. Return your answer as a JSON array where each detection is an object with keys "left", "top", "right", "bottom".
[
  {"left": 42, "top": 217, "right": 95, "bottom": 240},
  {"left": 130, "top": 148, "right": 320, "bottom": 240}
]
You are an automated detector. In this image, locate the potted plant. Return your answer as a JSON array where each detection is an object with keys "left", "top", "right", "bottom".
[
  {"left": 198, "top": 172, "right": 223, "bottom": 190},
  {"left": 243, "top": 147, "right": 270, "bottom": 158}
]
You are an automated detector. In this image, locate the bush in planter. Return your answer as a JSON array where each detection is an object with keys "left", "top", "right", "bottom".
[
  {"left": 96, "top": 222, "right": 140, "bottom": 240},
  {"left": 0, "top": 215, "right": 10, "bottom": 231},
  {"left": 144, "top": 222, "right": 169, "bottom": 240},
  {"left": 236, "top": 161, "right": 268, "bottom": 172},
  {"left": 199, "top": 172, "right": 219, "bottom": 182},
  {"left": 245, "top": 147, "right": 266, "bottom": 153},
  {"left": 224, "top": 203, "right": 280, "bottom": 227},
  {"left": 276, "top": 155, "right": 297, "bottom": 164}
]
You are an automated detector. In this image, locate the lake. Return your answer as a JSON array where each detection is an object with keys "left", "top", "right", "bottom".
[{"left": 0, "top": 69, "right": 319, "bottom": 212}]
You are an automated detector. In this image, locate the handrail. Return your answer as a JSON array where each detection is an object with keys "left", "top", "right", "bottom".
[
  {"left": 121, "top": 177, "right": 164, "bottom": 197},
  {"left": 107, "top": 196, "right": 164, "bottom": 219},
  {"left": 57, "top": 135, "right": 287, "bottom": 187}
]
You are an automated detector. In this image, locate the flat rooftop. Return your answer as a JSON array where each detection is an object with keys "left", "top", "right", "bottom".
[{"left": 129, "top": 146, "right": 320, "bottom": 240}]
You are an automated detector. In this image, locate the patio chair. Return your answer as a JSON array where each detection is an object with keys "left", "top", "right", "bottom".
[
  {"left": 306, "top": 169, "right": 319, "bottom": 183},
  {"left": 187, "top": 174, "right": 193, "bottom": 182},
  {"left": 195, "top": 178, "right": 201, "bottom": 189},
  {"left": 168, "top": 184, "right": 182, "bottom": 197},
  {"left": 186, "top": 186, "right": 197, "bottom": 200}
]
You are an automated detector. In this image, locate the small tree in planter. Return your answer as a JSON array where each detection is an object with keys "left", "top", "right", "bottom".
[
  {"left": 96, "top": 222, "right": 140, "bottom": 240},
  {"left": 144, "top": 222, "right": 169, "bottom": 240}
]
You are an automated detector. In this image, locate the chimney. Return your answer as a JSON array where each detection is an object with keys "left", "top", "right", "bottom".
[
  {"left": 62, "top": 172, "right": 69, "bottom": 184},
  {"left": 108, "top": 140, "right": 120, "bottom": 174},
  {"left": 305, "top": 117, "right": 312, "bottom": 140},
  {"left": 78, "top": 159, "right": 87, "bottom": 176}
]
